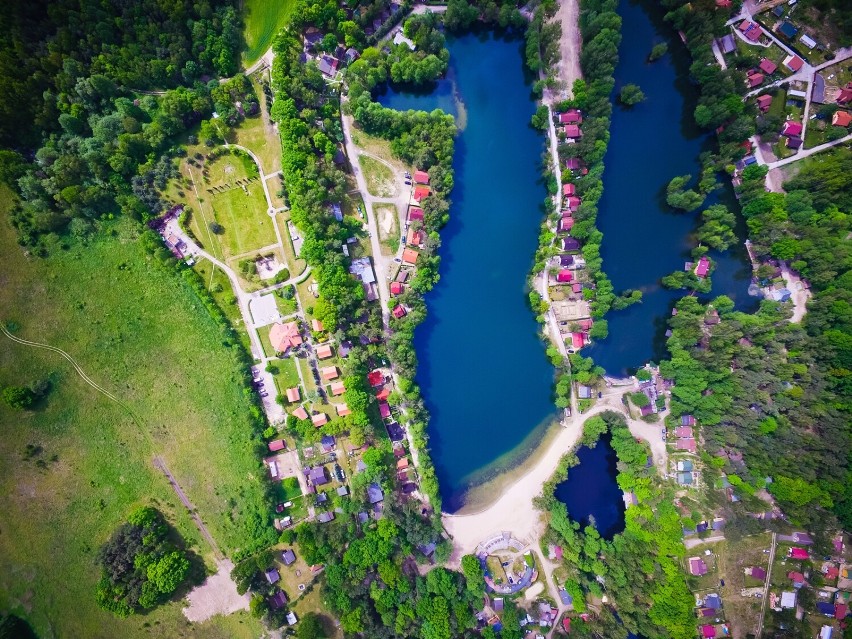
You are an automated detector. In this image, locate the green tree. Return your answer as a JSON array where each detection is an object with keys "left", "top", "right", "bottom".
[
  {"left": 619, "top": 84, "right": 645, "bottom": 105},
  {"left": 649, "top": 42, "right": 668, "bottom": 61},
  {"left": 2, "top": 386, "right": 35, "bottom": 410},
  {"left": 297, "top": 612, "right": 326, "bottom": 639}
]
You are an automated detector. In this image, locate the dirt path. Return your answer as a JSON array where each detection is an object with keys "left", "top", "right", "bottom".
[
  {"left": 153, "top": 456, "right": 223, "bottom": 560},
  {"left": 551, "top": 0, "right": 583, "bottom": 99},
  {"left": 780, "top": 263, "right": 811, "bottom": 323}
]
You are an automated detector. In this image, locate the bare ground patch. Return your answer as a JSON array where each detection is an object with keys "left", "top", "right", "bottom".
[{"left": 182, "top": 559, "right": 250, "bottom": 623}]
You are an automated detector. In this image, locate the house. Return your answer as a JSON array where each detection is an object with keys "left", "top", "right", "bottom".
[
  {"left": 719, "top": 34, "right": 736, "bottom": 54},
  {"left": 788, "top": 571, "right": 805, "bottom": 587},
  {"left": 572, "top": 282, "right": 583, "bottom": 294},
  {"left": 700, "top": 625, "right": 716, "bottom": 639},
  {"left": 321, "top": 435, "right": 335, "bottom": 453},
  {"left": 566, "top": 195, "right": 582, "bottom": 211},
  {"left": 778, "top": 21, "right": 798, "bottom": 39},
  {"left": 781, "top": 120, "right": 802, "bottom": 137},
  {"left": 674, "top": 426, "right": 693, "bottom": 438},
  {"left": 787, "top": 136, "right": 803, "bottom": 149},
  {"left": 821, "top": 626, "right": 834, "bottom": 639},
  {"left": 320, "top": 366, "right": 338, "bottom": 381},
  {"left": 402, "top": 248, "right": 419, "bottom": 265},
  {"left": 405, "top": 227, "right": 423, "bottom": 246},
  {"left": 579, "top": 319, "right": 593, "bottom": 330},
  {"left": 309, "top": 466, "right": 328, "bottom": 485},
  {"left": 330, "top": 381, "right": 345, "bottom": 396},
  {"left": 790, "top": 547, "right": 809, "bottom": 560},
  {"left": 747, "top": 72, "right": 764, "bottom": 88},
  {"left": 794, "top": 532, "right": 814, "bottom": 545},
  {"left": 392, "top": 305, "right": 407, "bottom": 319},
  {"left": 759, "top": 59, "right": 777, "bottom": 74},
  {"left": 689, "top": 557, "right": 708, "bottom": 576},
  {"left": 559, "top": 217, "right": 575, "bottom": 232},
  {"left": 832, "top": 110, "right": 852, "bottom": 127},
  {"left": 413, "top": 170, "right": 430, "bottom": 184},
  {"left": 838, "top": 86, "right": 852, "bottom": 105},
  {"left": 282, "top": 549, "right": 296, "bottom": 565},
  {"left": 557, "top": 270, "right": 573, "bottom": 283},
  {"left": 317, "top": 55, "right": 339, "bottom": 77},
  {"left": 317, "top": 511, "right": 335, "bottom": 523},
  {"left": 677, "top": 472, "right": 693, "bottom": 485},
  {"left": 749, "top": 566, "right": 767, "bottom": 580},
  {"left": 390, "top": 281, "right": 404, "bottom": 296},
  {"left": 395, "top": 270, "right": 409, "bottom": 283},
  {"left": 695, "top": 256, "right": 710, "bottom": 278},
  {"left": 311, "top": 412, "right": 328, "bottom": 427},
  {"left": 566, "top": 157, "right": 584, "bottom": 171},
  {"left": 334, "top": 403, "right": 350, "bottom": 417},
  {"left": 800, "top": 34, "right": 817, "bottom": 49},
  {"left": 293, "top": 406, "right": 309, "bottom": 420},
  {"left": 780, "top": 591, "right": 797, "bottom": 608},
  {"left": 375, "top": 387, "right": 391, "bottom": 401},
  {"left": 677, "top": 460, "right": 693, "bottom": 472},
  {"left": 269, "top": 590, "right": 288, "bottom": 610},
  {"left": 316, "top": 343, "right": 334, "bottom": 359},
  {"left": 571, "top": 332, "right": 585, "bottom": 349},
  {"left": 578, "top": 385, "right": 592, "bottom": 399},
  {"left": 265, "top": 568, "right": 280, "bottom": 584},
  {"left": 413, "top": 185, "right": 431, "bottom": 201},
  {"left": 812, "top": 73, "right": 826, "bottom": 104},
  {"left": 286, "top": 387, "right": 300, "bottom": 403},
  {"left": 783, "top": 54, "right": 804, "bottom": 72},
  {"left": 562, "top": 183, "right": 576, "bottom": 197},
  {"left": 312, "top": 318, "right": 324, "bottom": 332},
  {"left": 379, "top": 402, "right": 391, "bottom": 419},
  {"left": 368, "top": 370, "right": 384, "bottom": 387},
  {"left": 329, "top": 203, "right": 343, "bottom": 222},
  {"left": 756, "top": 94, "right": 773, "bottom": 112},
  {"left": 818, "top": 601, "right": 836, "bottom": 616},
  {"left": 268, "top": 439, "right": 286, "bottom": 452},
  {"left": 563, "top": 237, "right": 581, "bottom": 251},
  {"left": 836, "top": 603, "right": 848, "bottom": 619},
  {"left": 408, "top": 206, "right": 424, "bottom": 221},
  {"left": 739, "top": 20, "right": 763, "bottom": 41},
  {"left": 563, "top": 124, "right": 582, "bottom": 139},
  {"left": 704, "top": 594, "right": 722, "bottom": 609},
  {"left": 367, "top": 483, "right": 384, "bottom": 504},
  {"left": 559, "top": 109, "right": 582, "bottom": 124},
  {"left": 269, "top": 321, "right": 303, "bottom": 352},
  {"left": 676, "top": 438, "right": 697, "bottom": 453},
  {"left": 345, "top": 47, "right": 360, "bottom": 64},
  {"left": 681, "top": 414, "right": 696, "bottom": 426}
]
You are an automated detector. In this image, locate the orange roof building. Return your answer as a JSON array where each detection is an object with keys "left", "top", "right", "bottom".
[
  {"left": 413, "top": 185, "right": 431, "bottom": 201},
  {"left": 293, "top": 406, "right": 309, "bottom": 420},
  {"left": 335, "top": 403, "right": 351, "bottom": 416},
  {"left": 320, "top": 366, "right": 339, "bottom": 381},
  {"left": 316, "top": 343, "right": 334, "bottom": 359},
  {"left": 832, "top": 110, "right": 852, "bottom": 127},
  {"left": 413, "top": 170, "right": 430, "bottom": 184},
  {"left": 330, "top": 381, "right": 346, "bottom": 396},
  {"left": 402, "top": 248, "right": 419, "bottom": 265},
  {"left": 286, "top": 387, "right": 300, "bottom": 402},
  {"left": 311, "top": 318, "right": 324, "bottom": 332},
  {"left": 406, "top": 227, "right": 423, "bottom": 246},
  {"left": 397, "top": 457, "right": 409, "bottom": 470},
  {"left": 392, "top": 305, "right": 407, "bottom": 319},
  {"left": 311, "top": 412, "right": 328, "bottom": 427},
  {"left": 269, "top": 321, "right": 303, "bottom": 352}
]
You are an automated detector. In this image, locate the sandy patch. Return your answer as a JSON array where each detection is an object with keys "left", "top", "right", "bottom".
[
  {"left": 182, "top": 559, "right": 250, "bottom": 623},
  {"left": 524, "top": 581, "right": 545, "bottom": 601}
]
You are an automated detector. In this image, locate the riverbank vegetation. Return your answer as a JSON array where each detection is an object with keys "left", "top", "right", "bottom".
[{"left": 538, "top": 413, "right": 695, "bottom": 638}]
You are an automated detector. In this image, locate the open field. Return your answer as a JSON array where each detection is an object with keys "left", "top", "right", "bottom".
[
  {"left": 358, "top": 155, "right": 398, "bottom": 197},
  {"left": 291, "top": 582, "right": 342, "bottom": 638},
  {"left": 233, "top": 74, "right": 283, "bottom": 174},
  {"left": 193, "top": 258, "right": 252, "bottom": 352},
  {"left": 206, "top": 182, "right": 276, "bottom": 258},
  {"left": 242, "top": 0, "right": 297, "bottom": 65},
  {"left": 375, "top": 203, "right": 399, "bottom": 255},
  {"left": 0, "top": 190, "right": 268, "bottom": 638}
]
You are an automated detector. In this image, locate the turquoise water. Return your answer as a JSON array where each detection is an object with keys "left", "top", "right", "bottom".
[
  {"left": 585, "top": 0, "right": 758, "bottom": 375},
  {"left": 378, "top": 32, "right": 560, "bottom": 511}
]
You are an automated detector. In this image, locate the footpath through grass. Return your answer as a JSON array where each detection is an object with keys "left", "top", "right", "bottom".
[
  {"left": 0, "top": 190, "right": 268, "bottom": 637},
  {"left": 242, "top": 0, "right": 297, "bottom": 65}
]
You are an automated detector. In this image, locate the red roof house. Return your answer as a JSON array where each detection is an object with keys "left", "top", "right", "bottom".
[
  {"left": 402, "top": 248, "right": 419, "bottom": 265},
  {"left": 311, "top": 318, "right": 324, "bottom": 332},
  {"left": 375, "top": 387, "right": 390, "bottom": 401},
  {"left": 413, "top": 185, "right": 430, "bottom": 201},
  {"left": 578, "top": 319, "right": 592, "bottom": 330},
  {"left": 316, "top": 343, "right": 333, "bottom": 359},
  {"left": 390, "top": 281, "right": 404, "bottom": 296},
  {"left": 566, "top": 157, "right": 583, "bottom": 170},
  {"left": 572, "top": 282, "right": 583, "bottom": 294},
  {"left": 392, "top": 305, "right": 407, "bottom": 319},
  {"left": 695, "top": 255, "right": 710, "bottom": 278},
  {"left": 268, "top": 439, "right": 286, "bottom": 452},
  {"left": 788, "top": 571, "right": 805, "bottom": 585},
  {"left": 832, "top": 110, "right": 852, "bottom": 127},
  {"left": 759, "top": 59, "right": 777, "bottom": 74},
  {"left": 311, "top": 412, "right": 328, "bottom": 427},
  {"left": 269, "top": 321, "right": 303, "bottom": 352},
  {"left": 562, "top": 183, "right": 576, "bottom": 196},
  {"left": 559, "top": 109, "right": 582, "bottom": 124},
  {"left": 838, "top": 87, "right": 852, "bottom": 104},
  {"left": 701, "top": 625, "right": 716, "bottom": 639},
  {"left": 566, "top": 196, "right": 582, "bottom": 211},
  {"left": 557, "top": 270, "right": 573, "bottom": 283},
  {"left": 789, "top": 547, "right": 809, "bottom": 560},
  {"left": 756, "top": 94, "right": 773, "bottom": 111},
  {"left": 378, "top": 402, "right": 391, "bottom": 419},
  {"left": 689, "top": 557, "right": 708, "bottom": 575},
  {"left": 563, "top": 124, "right": 582, "bottom": 139},
  {"left": 676, "top": 438, "right": 697, "bottom": 453},
  {"left": 747, "top": 72, "right": 764, "bottom": 88},
  {"left": 560, "top": 217, "right": 575, "bottom": 232},
  {"left": 571, "top": 332, "right": 585, "bottom": 349},
  {"left": 783, "top": 54, "right": 804, "bottom": 72},
  {"left": 286, "top": 387, "right": 300, "bottom": 402},
  {"left": 330, "top": 381, "right": 345, "bottom": 396},
  {"left": 293, "top": 406, "right": 309, "bottom": 420},
  {"left": 782, "top": 120, "right": 803, "bottom": 137},
  {"left": 320, "top": 366, "right": 339, "bottom": 381},
  {"left": 408, "top": 206, "right": 424, "bottom": 221},
  {"left": 405, "top": 227, "right": 423, "bottom": 246},
  {"left": 562, "top": 617, "right": 571, "bottom": 632},
  {"left": 367, "top": 370, "right": 384, "bottom": 387},
  {"left": 413, "top": 170, "right": 430, "bottom": 184},
  {"left": 674, "top": 426, "right": 694, "bottom": 438},
  {"left": 335, "top": 403, "right": 351, "bottom": 416},
  {"left": 836, "top": 603, "right": 848, "bottom": 620}
]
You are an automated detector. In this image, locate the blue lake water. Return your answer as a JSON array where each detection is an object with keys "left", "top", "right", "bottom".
[
  {"left": 585, "top": 0, "right": 758, "bottom": 375},
  {"left": 554, "top": 435, "right": 626, "bottom": 538},
  {"left": 378, "top": 32, "right": 560, "bottom": 511}
]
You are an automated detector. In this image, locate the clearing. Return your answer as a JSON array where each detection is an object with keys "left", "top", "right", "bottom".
[
  {"left": 0, "top": 189, "right": 267, "bottom": 638},
  {"left": 242, "top": 0, "right": 297, "bottom": 65},
  {"left": 375, "top": 203, "right": 399, "bottom": 256},
  {"left": 358, "top": 155, "right": 399, "bottom": 197}
]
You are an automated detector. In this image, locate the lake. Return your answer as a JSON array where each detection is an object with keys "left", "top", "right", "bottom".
[
  {"left": 554, "top": 435, "right": 626, "bottom": 538},
  {"left": 378, "top": 32, "right": 560, "bottom": 511},
  {"left": 585, "top": 0, "right": 758, "bottom": 375}
]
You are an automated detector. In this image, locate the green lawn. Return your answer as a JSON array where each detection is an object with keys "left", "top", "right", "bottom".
[
  {"left": 374, "top": 203, "right": 399, "bottom": 256},
  {"left": 358, "top": 155, "right": 398, "bottom": 197},
  {"left": 242, "top": 0, "right": 297, "bottom": 65},
  {"left": 0, "top": 190, "right": 267, "bottom": 638},
  {"left": 208, "top": 182, "right": 277, "bottom": 258},
  {"left": 232, "top": 75, "right": 283, "bottom": 175},
  {"left": 193, "top": 258, "right": 252, "bottom": 353},
  {"left": 269, "top": 356, "right": 302, "bottom": 400}
]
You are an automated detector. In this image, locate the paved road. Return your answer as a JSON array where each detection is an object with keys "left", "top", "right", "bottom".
[
  {"left": 684, "top": 534, "right": 725, "bottom": 549},
  {"left": 763, "top": 133, "right": 852, "bottom": 169},
  {"left": 154, "top": 456, "right": 223, "bottom": 559}
]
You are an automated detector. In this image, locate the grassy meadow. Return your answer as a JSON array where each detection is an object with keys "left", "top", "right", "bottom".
[
  {"left": 242, "top": 0, "right": 297, "bottom": 65},
  {"left": 0, "top": 188, "right": 269, "bottom": 637}
]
